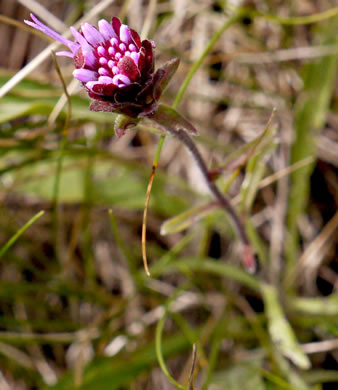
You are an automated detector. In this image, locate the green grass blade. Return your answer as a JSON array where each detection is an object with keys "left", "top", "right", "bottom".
[
  {"left": 261, "top": 284, "right": 311, "bottom": 370},
  {"left": 150, "top": 257, "right": 261, "bottom": 292},
  {"left": 0, "top": 210, "right": 45, "bottom": 258},
  {"left": 156, "top": 310, "right": 189, "bottom": 390},
  {"left": 290, "top": 296, "right": 338, "bottom": 316}
]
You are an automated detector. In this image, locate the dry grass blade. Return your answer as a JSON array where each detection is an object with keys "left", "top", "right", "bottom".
[
  {"left": 188, "top": 344, "right": 197, "bottom": 390},
  {"left": 294, "top": 210, "right": 338, "bottom": 286}
]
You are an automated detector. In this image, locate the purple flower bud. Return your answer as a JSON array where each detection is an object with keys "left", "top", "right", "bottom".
[
  {"left": 98, "top": 19, "right": 117, "bottom": 41},
  {"left": 81, "top": 23, "right": 104, "bottom": 47},
  {"left": 25, "top": 14, "right": 180, "bottom": 118},
  {"left": 120, "top": 25, "right": 131, "bottom": 44},
  {"left": 97, "top": 46, "right": 106, "bottom": 56}
]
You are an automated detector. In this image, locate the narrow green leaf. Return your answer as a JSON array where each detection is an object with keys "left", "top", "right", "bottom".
[
  {"left": 156, "top": 306, "right": 189, "bottom": 390},
  {"left": 261, "top": 284, "right": 311, "bottom": 370},
  {"left": 272, "top": 350, "right": 311, "bottom": 390},
  {"left": 0, "top": 210, "right": 44, "bottom": 258},
  {"left": 160, "top": 202, "right": 219, "bottom": 235},
  {"left": 245, "top": 218, "right": 269, "bottom": 265},
  {"left": 150, "top": 257, "right": 261, "bottom": 292},
  {"left": 290, "top": 295, "right": 338, "bottom": 316}
]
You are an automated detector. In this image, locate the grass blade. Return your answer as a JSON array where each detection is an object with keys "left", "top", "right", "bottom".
[
  {"left": 0, "top": 210, "right": 45, "bottom": 258},
  {"left": 262, "top": 284, "right": 311, "bottom": 370}
]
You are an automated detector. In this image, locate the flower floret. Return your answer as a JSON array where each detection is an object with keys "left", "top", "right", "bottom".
[{"left": 24, "top": 13, "right": 80, "bottom": 57}]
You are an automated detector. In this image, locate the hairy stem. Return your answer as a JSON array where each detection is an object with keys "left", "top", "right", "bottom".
[{"left": 169, "top": 128, "right": 255, "bottom": 272}]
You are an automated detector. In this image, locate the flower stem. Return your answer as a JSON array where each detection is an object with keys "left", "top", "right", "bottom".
[{"left": 166, "top": 128, "right": 255, "bottom": 272}]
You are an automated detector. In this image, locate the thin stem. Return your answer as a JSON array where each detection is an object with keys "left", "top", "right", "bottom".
[
  {"left": 167, "top": 128, "right": 255, "bottom": 272},
  {"left": 153, "top": 135, "right": 166, "bottom": 164}
]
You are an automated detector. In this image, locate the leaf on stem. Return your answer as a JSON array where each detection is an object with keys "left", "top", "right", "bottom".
[{"left": 153, "top": 58, "right": 180, "bottom": 99}]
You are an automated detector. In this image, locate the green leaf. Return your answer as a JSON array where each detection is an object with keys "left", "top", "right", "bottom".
[
  {"left": 149, "top": 257, "right": 261, "bottom": 292},
  {"left": 290, "top": 295, "right": 338, "bottom": 316},
  {"left": 272, "top": 350, "right": 311, "bottom": 390},
  {"left": 261, "top": 284, "right": 311, "bottom": 370},
  {"left": 154, "top": 58, "right": 180, "bottom": 95},
  {"left": 160, "top": 201, "right": 219, "bottom": 235}
]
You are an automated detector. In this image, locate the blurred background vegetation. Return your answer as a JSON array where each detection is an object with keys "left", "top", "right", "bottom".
[{"left": 0, "top": 0, "right": 337, "bottom": 389}]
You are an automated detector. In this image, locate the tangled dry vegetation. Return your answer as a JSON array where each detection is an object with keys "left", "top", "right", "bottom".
[{"left": 0, "top": 0, "right": 337, "bottom": 389}]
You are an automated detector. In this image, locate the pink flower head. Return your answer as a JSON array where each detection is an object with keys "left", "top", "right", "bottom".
[{"left": 25, "top": 14, "right": 179, "bottom": 118}]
